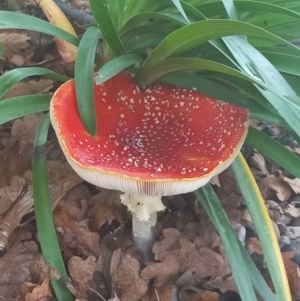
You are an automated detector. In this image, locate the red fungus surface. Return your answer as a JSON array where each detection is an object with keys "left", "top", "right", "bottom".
[{"left": 50, "top": 72, "right": 248, "bottom": 194}]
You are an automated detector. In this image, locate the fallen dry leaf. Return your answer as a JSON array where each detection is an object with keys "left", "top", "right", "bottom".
[
  {"left": 59, "top": 184, "right": 91, "bottom": 221},
  {"left": 282, "top": 252, "right": 300, "bottom": 299},
  {"left": 249, "top": 152, "right": 269, "bottom": 174},
  {"left": 0, "top": 241, "right": 43, "bottom": 300},
  {"left": 0, "top": 141, "right": 32, "bottom": 188},
  {"left": 0, "top": 31, "right": 33, "bottom": 65},
  {"left": 54, "top": 203, "right": 100, "bottom": 258},
  {"left": 286, "top": 146, "right": 300, "bottom": 157},
  {"left": 112, "top": 249, "right": 148, "bottom": 301},
  {"left": 283, "top": 177, "right": 300, "bottom": 194},
  {"left": 10, "top": 113, "right": 45, "bottom": 150},
  {"left": 0, "top": 176, "right": 33, "bottom": 251},
  {"left": 282, "top": 205, "right": 300, "bottom": 218},
  {"left": 152, "top": 228, "right": 182, "bottom": 261},
  {"left": 190, "top": 291, "right": 219, "bottom": 301},
  {"left": 142, "top": 229, "right": 232, "bottom": 291},
  {"left": 261, "top": 174, "right": 292, "bottom": 201},
  {"left": 88, "top": 189, "right": 125, "bottom": 231},
  {"left": 4, "top": 79, "right": 53, "bottom": 100},
  {"left": 149, "top": 286, "right": 173, "bottom": 301},
  {"left": 24, "top": 160, "right": 83, "bottom": 210},
  {"left": 204, "top": 274, "right": 238, "bottom": 294},
  {"left": 246, "top": 237, "right": 263, "bottom": 255},
  {"left": 68, "top": 255, "right": 97, "bottom": 301},
  {"left": 24, "top": 278, "right": 53, "bottom": 301}
]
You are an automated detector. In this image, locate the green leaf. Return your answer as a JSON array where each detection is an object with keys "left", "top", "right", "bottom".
[
  {"left": 219, "top": 36, "right": 300, "bottom": 141},
  {"left": 74, "top": 26, "right": 100, "bottom": 136},
  {"left": 109, "top": 0, "right": 125, "bottom": 30},
  {"left": 196, "top": 0, "right": 300, "bottom": 21},
  {"left": 0, "top": 67, "right": 70, "bottom": 99},
  {"left": 89, "top": 0, "right": 126, "bottom": 56},
  {"left": 161, "top": 72, "right": 283, "bottom": 124},
  {"left": 125, "top": 32, "right": 166, "bottom": 52},
  {"left": 96, "top": 54, "right": 143, "bottom": 85},
  {"left": 138, "top": 19, "right": 300, "bottom": 77},
  {"left": 120, "top": 12, "right": 186, "bottom": 36},
  {"left": 33, "top": 114, "right": 74, "bottom": 301},
  {"left": 136, "top": 57, "right": 258, "bottom": 88},
  {"left": 196, "top": 185, "right": 278, "bottom": 301},
  {"left": 171, "top": 0, "right": 190, "bottom": 24},
  {"left": 231, "top": 154, "right": 292, "bottom": 301},
  {"left": 123, "top": 0, "right": 150, "bottom": 23},
  {"left": 0, "top": 11, "right": 79, "bottom": 46},
  {"left": 0, "top": 94, "right": 51, "bottom": 125},
  {"left": 261, "top": 51, "right": 300, "bottom": 76},
  {"left": 221, "top": 0, "right": 240, "bottom": 21},
  {"left": 245, "top": 127, "right": 300, "bottom": 179},
  {"left": 195, "top": 186, "right": 258, "bottom": 301}
]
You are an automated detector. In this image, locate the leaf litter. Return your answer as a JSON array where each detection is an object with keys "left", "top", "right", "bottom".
[{"left": 0, "top": 11, "right": 300, "bottom": 301}]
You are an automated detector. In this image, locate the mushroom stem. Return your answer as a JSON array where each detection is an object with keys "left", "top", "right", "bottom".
[
  {"left": 132, "top": 212, "right": 157, "bottom": 261},
  {"left": 120, "top": 193, "right": 166, "bottom": 260}
]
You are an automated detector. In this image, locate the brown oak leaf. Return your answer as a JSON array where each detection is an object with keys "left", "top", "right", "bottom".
[
  {"left": 68, "top": 255, "right": 98, "bottom": 301},
  {"left": 112, "top": 249, "right": 148, "bottom": 301}
]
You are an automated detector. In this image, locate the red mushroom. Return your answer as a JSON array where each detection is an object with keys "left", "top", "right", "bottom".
[{"left": 50, "top": 71, "right": 249, "bottom": 258}]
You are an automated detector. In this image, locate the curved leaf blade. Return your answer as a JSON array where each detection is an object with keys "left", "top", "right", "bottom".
[
  {"left": 0, "top": 94, "right": 51, "bottom": 125},
  {"left": 96, "top": 54, "right": 143, "bottom": 84},
  {"left": 136, "top": 57, "right": 258, "bottom": 88},
  {"left": 123, "top": 0, "right": 150, "bottom": 23},
  {"left": 137, "top": 19, "right": 300, "bottom": 76},
  {"left": 74, "top": 26, "right": 101, "bottom": 136},
  {"left": 0, "top": 68, "right": 69, "bottom": 99},
  {"left": 261, "top": 51, "right": 300, "bottom": 76},
  {"left": 245, "top": 127, "right": 300, "bottom": 179},
  {"left": 195, "top": 186, "right": 258, "bottom": 301},
  {"left": 171, "top": 0, "right": 190, "bottom": 24},
  {"left": 33, "top": 114, "right": 74, "bottom": 301},
  {"left": 196, "top": 185, "right": 278, "bottom": 301},
  {"left": 89, "top": 0, "right": 126, "bottom": 56},
  {"left": 0, "top": 11, "right": 79, "bottom": 46},
  {"left": 231, "top": 154, "right": 292, "bottom": 301}
]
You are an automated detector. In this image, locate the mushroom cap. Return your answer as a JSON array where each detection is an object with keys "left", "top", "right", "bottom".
[{"left": 50, "top": 72, "right": 249, "bottom": 196}]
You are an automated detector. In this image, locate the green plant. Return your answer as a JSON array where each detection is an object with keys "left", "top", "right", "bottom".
[{"left": 1, "top": 0, "right": 300, "bottom": 300}]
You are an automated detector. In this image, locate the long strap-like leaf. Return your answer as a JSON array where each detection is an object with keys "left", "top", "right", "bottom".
[
  {"left": 231, "top": 153, "right": 292, "bottom": 301},
  {"left": 33, "top": 114, "right": 74, "bottom": 301}
]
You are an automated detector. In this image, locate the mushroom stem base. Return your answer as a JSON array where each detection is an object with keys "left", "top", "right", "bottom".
[{"left": 132, "top": 212, "right": 157, "bottom": 261}]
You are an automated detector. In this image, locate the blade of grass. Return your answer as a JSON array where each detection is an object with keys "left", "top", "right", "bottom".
[
  {"left": 261, "top": 52, "right": 300, "bottom": 76},
  {"left": 0, "top": 68, "right": 69, "bottom": 99},
  {"left": 33, "top": 114, "right": 73, "bottom": 301},
  {"left": 74, "top": 26, "right": 100, "bottom": 136},
  {"left": 196, "top": 186, "right": 278, "bottom": 301},
  {"left": 123, "top": 0, "right": 149, "bottom": 23},
  {"left": 120, "top": 12, "right": 187, "bottom": 36},
  {"left": 231, "top": 153, "right": 292, "bottom": 301},
  {"left": 245, "top": 127, "right": 300, "bottom": 178},
  {"left": 108, "top": 0, "right": 125, "bottom": 30},
  {"left": 96, "top": 54, "right": 143, "bottom": 85},
  {"left": 171, "top": 0, "right": 190, "bottom": 24},
  {"left": 0, "top": 11, "right": 79, "bottom": 46},
  {"left": 136, "top": 57, "right": 260, "bottom": 88},
  {"left": 195, "top": 186, "right": 258, "bottom": 301},
  {"left": 138, "top": 19, "right": 300, "bottom": 75},
  {"left": 221, "top": 0, "right": 241, "bottom": 22},
  {"left": 89, "top": 0, "right": 126, "bottom": 56},
  {"left": 0, "top": 94, "right": 51, "bottom": 125}
]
